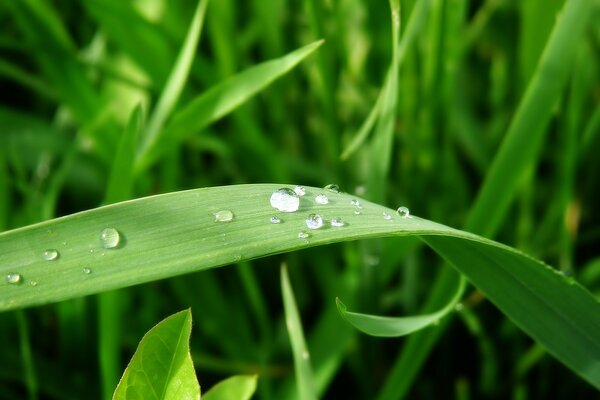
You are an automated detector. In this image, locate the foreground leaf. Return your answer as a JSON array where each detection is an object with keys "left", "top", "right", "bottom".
[
  {"left": 113, "top": 309, "right": 199, "bottom": 400},
  {"left": 0, "top": 184, "right": 599, "bottom": 389}
]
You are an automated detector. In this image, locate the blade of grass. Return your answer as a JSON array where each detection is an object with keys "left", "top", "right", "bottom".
[
  {"left": 0, "top": 184, "right": 599, "bottom": 388},
  {"left": 139, "top": 0, "right": 209, "bottom": 161},
  {"left": 135, "top": 40, "right": 324, "bottom": 171},
  {"left": 281, "top": 264, "right": 318, "bottom": 400}
]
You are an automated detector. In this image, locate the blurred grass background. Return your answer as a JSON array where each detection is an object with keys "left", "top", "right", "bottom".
[{"left": 0, "top": 0, "right": 599, "bottom": 399}]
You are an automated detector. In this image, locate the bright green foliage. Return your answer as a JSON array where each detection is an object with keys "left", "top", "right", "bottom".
[
  {"left": 113, "top": 309, "right": 200, "bottom": 400},
  {"left": 202, "top": 375, "right": 257, "bottom": 400}
]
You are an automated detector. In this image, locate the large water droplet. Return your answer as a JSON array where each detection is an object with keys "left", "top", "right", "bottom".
[
  {"left": 6, "top": 272, "right": 22, "bottom": 284},
  {"left": 324, "top": 184, "right": 339, "bottom": 193},
  {"left": 315, "top": 194, "right": 329, "bottom": 205},
  {"left": 99, "top": 228, "right": 121, "bottom": 249},
  {"left": 42, "top": 249, "right": 59, "bottom": 261},
  {"left": 306, "top": 214, "right": 324, "bottom": 230},
  {"left": 298, "top": 231, "right": 310, "bottom": 239},
  {"left": 383, "top": 212, "right": 392, "bottom": 221},
  {"left": 270, "top": 216, "right": 282, "bottom": 224},
  {"left": 397, "top": 206, "right": 410, "bottom": 218},
  {"left": 213, "top": 210, "right": 234, "bottom": 222},
  {"left": 331, "top": 217, "right": 345, "bottom": 227},
  {"left": 270, "top": 188, "right": 300, "bottom": 212},
  {"left": 293, "top": 185, "right": 306, "bottom": 196}
]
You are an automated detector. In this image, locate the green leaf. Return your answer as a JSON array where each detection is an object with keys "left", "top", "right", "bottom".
[
  {"left": 135, "top": 40, "right": 324, "bottom": 171},
  {"left": 113, "top": 309, "right": 199, "bottom": 400},
  {"left": 0, "top": 184, "right": 599, "bottom": 389},
  {"left": 203, "top": 375, "right": 257, "bottom": 400},
  {"left": 335, "top": 272, "right": 465, "bottom": 337},
  {"left": 281, "top": 265, "right": 318, "bottom": 400}
]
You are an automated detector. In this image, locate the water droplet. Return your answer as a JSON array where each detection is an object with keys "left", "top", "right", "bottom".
[
  {"left": 213, "top": 210, "right": 234, "bottom": 222},
  {"left": 293, "top": 185, "right": 306, "bottom": 196},
  {"left": 350, "top": 199, "right": 361, "bottom": 208},
  {"left": 61, "top": 241, "right": 67, "bottom": 246},
  {"left": 42, "top": 249, "right": 59, "bottom": 261},
  {"left": 331, "top": 217, "right": 345, "bottom": 227},
  {"left": 306, "top": 214, "right": 324, "bottom": 230},
  {"left": 233, "top": 254, "right": 242, "bottom": 262},
  {"left": 29, "top": 280, "right": 38, "bottom": 287},
  {"left": 397, "top": 206, "right": 410, "bottom": 218},
  {"left": 99, "top": 228, "right": 121, "bottom": 249},
  {"left": 298, "top": 231, "right": 310, "bottom": 239},
  {"left": 354, "top": 210, "right": 361, "bottom": 215},
  {"left": 383, "top": 212, "right": 392, "bottom": 221},
  {"left": 270, "top": 188, "right": 300, "bottom": 212},
  {"left": 6, "top": 273, "right": 22, "bottom": 284},
  {"left": 315, "top": 194, "right": 329, "bottom": 205},
  {"left": 82, "top": 267, "right": 92, "bottom": 275},
  {"left": 270, "top": 216, "right": 282, "bottom": 224},
  {"left": 324, "top": 184, "right": 339, "bottom": 193}
]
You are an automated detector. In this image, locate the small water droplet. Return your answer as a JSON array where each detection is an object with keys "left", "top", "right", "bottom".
[
  {"left": 213, "top": 210, "right": 234, "bottom": 222},
  {"left": 293, "top": 185, "right": 306, "bottom": 196},
  {"left": 324, "top": 184, "right": 339, "bottom": 193},
  {"left": 315, "top": 194, "right": 329, "bottom": 205},
  {"left": 270, "top": 188, "right": 300, "bottom": 212},
  {"left": 6, "top": 273, "right": 22, "bottom": 285},
  {"left": 383, "top": 212, "right": 392, "bottom": 221},
  {"left": 331, "top": 217, "right": 345, "bottom": 227},
  {"left": 354, "top": 210, "right": 361, "bottom": 215},
  {"left": 61, "top": 241, "right": 67, "bottom": 246},
  {"left": 270, "top": 216, "right": 282, "bottom": 224},
  {"left": 29, "top": 280, "right": 38, "bottom": 287},
  {"left": 100, "top": 228, "right": 121, "bottom": 249},
  {"left": 42, "top": 249, "right": 59, "bottom": 261},
  {"left": 397, "top": 206, "right": 410, "bottom": 218},
  {"left": 233, "top": 254, "right": 242, "bottom": 262},
  {"left": 82, "top": 267, "right": 92, "bottom": 275},
  {"left": 298, "top": 231, "right": 310, "bottom": 239},
  {"left": 350, "top": 199, "right": 361, "bottom": 208},
  {"left": 306, "top": 214, "right": 324, "bottom": 230},
  {"left": 454, "top": 303, "right": 464, "bottom": 312}
]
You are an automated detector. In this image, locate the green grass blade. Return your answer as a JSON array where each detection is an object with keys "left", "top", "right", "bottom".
[
  {"left": 135, "top": 40, "right": 324, "bottom": 171},
  {"left": 139, "top": 0, "right": 209, "bottom": 161},
  {"left": 1, "top": 184, "right": 599, "bottom": 389},
  {"left": 203, "top": 374, "right": 258, "bottom": 400},
  {"left": 113, "top": 309, "right": 199, "bottom": 400},
  {"left": 281, "top": 265, "right": 318, "bottom": 400},
  {"left": 335, "top": 273, "right": 464, "bottom": 337}
]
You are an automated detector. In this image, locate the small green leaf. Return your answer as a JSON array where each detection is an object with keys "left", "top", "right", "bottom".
[
  {"left": 202, "top": 375, "right": 257, "bottom": 400},
  {"left": 336, "top": 273, "right": 465, "bottom": 337},
  {"left": 113, "top": 309, "right": 199, "bottom": 400}
]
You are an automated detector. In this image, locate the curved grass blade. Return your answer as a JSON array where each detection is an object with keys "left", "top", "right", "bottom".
[
  {"left": 203, "top": 374, "right": 257, "bottom": 400},
  {"left": 335, "top": 271, "right": 465, "bottom": 337},
  {"left": 281, "top": 264, "right": 317, "bottom": 400},
  {"left": 136, "top": 40, "right": 324, "bottom": 171},
  {"left": 0, "top": 184, "right": 599, "bottom": 389},
  {"left": 113, "top": 309, "right": 199, "bottom": 400}
]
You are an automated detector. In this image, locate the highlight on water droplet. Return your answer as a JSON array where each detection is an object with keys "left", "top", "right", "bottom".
[
  {"left": 306, "top": 214, "right": 324, "bottom": 230},
  {"left": 213, "top": 210, "right": 234, "bottom": 222},
  {"left": 82, "top": 267, "right": 92, "bottom": 275},
  {"left": 270, "top": 188, "right": 300, "bottom": 212},
  {"left": 298, "top": 231, "right": 310, "bottom": 239},
  {"left": 42, "top": 249, "right": 59, "bottom": 261},
  {"left": 396, "top": 206, "right": 410, "bottom": 218},
  {"left": 324, "top": 184, "right": 339, "bottom": 193},
  {"left": 354, "top": 210, "right": 361, "bottom": 215},
  {"left": 331, "top": 217, "right": 345, "bottom": 227},
  {"left": 270, "top": 216, "right": 282, "bottom": 224},
  {"left": 383, "top": 212, "right": 392, "bottom": 221},
  {"left": 6, "top": 272, "right": 22, "bottom": 285},
  {"left": 315, "top": 194, "right": 329, "bottom": 205},
  {"left": 99, "top": 228, "right": 121, "bottom": 249},
  {"left": 293, "top": 185, "right": 306, "bottom": 196}
]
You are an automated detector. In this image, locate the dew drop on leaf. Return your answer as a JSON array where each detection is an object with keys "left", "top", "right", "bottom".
[
  {"left": 270, "top": 188, "right": 300, "bottom": 212},
  {"left": 396, "top": 206, "right": 410, "bottom": 218},
  {"left": 383, "top": 212, "right": 392, "bottom": 221},
  {"left": 293, "top": 185, "right": 306, "bottom": 196},
  {"left": 306, "top": 214, "right": 324, "bottom": 230},
  {"left": 298, "top": 231, "right": 310, "bottom": 239},
  {"left": 331, "top": 217, "right": 345, "bottom": 227},
  {"left": 5, "top": 273, "right": 22, "bottom": 285},
  {"left": 270, "top": 216, "right": 282, "bottom": 224},
  {"left": 324, "top": 183, "right": 339, "bottom": 193},
  {"left": 99, "top": 228, "right": 121, "bottom": 249},
  {"left": 42, "top": 249, "right": 59, "bottom": 261},
  {"left": 315, "top": 194, "right": 329, "bottom": 205},
  {"left": 213, "top": 210, "right": 234, "bottom": 222},
  {"left": 82, "top": 267, "right": 92, "bottom": 275}
]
